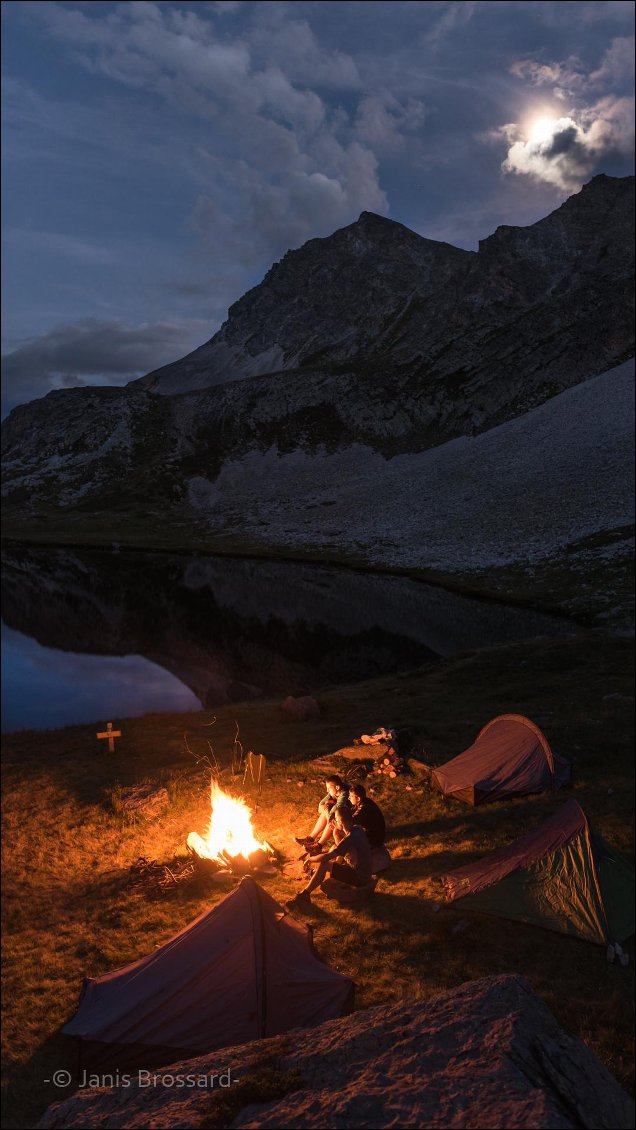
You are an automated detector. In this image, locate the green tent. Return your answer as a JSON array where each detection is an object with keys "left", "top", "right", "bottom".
[{"left": 442, "top": 799, "right": 634, "bottom": 945}]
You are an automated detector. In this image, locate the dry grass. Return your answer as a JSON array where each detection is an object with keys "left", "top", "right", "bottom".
[{"left": 2, "top": 630, "right": 634, "bottom": 1128}]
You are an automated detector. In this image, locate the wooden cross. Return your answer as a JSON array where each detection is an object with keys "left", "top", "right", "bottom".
[{"left": 96, "top": 722, "right": 122, "bottom": 753}]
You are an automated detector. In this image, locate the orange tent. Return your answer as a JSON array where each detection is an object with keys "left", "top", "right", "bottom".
[{"left": 431, "top": 714, "right": 570, "bottom": 805}]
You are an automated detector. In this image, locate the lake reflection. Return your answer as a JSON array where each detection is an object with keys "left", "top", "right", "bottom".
[
  {"left": 1, "top": 545, "right": 575, "bottom": 732},
  {"left": 1, "top": 623, "right": 199, "bottom": 732}
]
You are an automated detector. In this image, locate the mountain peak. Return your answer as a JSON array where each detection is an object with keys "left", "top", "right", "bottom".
[
  {"left": 356, "top": 210, "right": 392, "bottom": 224},
  {"left": 128, "top": 175, "right": 633, "bottom": 397},
  {"left": 583, "top": 172, "right": 629, "bottom": 189},
  {"left": 347, "top": 210, "right": 422, "bottom": 240}
]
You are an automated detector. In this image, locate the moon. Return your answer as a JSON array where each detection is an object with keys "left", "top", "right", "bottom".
[{"left": 528, "top": 117, "right": 559, "bottom": 145}]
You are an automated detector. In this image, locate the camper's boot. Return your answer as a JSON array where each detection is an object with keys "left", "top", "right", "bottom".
[{"left": 286, "top": 891, "right": 312, "bottom": 914}]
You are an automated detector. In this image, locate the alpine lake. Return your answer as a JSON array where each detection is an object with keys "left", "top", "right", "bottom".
[{"left": 1, "top": 543, "right": 577, "bottom": 733}]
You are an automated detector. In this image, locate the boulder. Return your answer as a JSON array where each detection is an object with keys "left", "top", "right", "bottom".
[
  {"left": 38, "top": 975, "right": 633, "bottom": 1129},
  {"left": 331, "top": 743, "right": 384, "bottom": 761}
]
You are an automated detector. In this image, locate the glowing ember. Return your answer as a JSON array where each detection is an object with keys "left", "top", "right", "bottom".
[{"left": 187, "top": 782, "right": 268, "bottom": 865}]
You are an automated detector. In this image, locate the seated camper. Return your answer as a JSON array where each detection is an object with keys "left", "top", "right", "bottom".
[
  {"left": 348, "top": 783, "right": 386, "bottom": 848},
  {"left": 295, "top": 775, "right": 351, "bottom": 854},
  {"left": 287, "top": 823, "right": 373, "bottom": 914}
]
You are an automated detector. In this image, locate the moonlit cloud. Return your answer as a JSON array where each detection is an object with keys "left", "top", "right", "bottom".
[
  {"left": 500, "top": 96, "right": 634, "bottom": 189},
  {"left": 355, "top": 91, "right": 428, "bottom": 152},
  {"left": 502, "top": 116, "right": 587, "bottom": 189},
  {"left": 21, "top": 0, "right": 382, "bottom": 265},
  {"left": 246, "top": 9, "right": 361, "bottom": 89},
  {"left": 509, "top": 57, "right": 585, "bottom": 101},
  {"left": 590, "top": 35, "right": 635, "bottom": 85},
  {"left": 422, "top": 0, "right": 477, "bottom": 49},
  {"left": 503, "top": 31, "right": 634, "bottom": 189}
]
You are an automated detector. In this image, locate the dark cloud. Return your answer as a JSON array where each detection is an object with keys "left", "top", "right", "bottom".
[
  {"left": 545, "top": 124, "right": 580, "bottom": 156},
  {"left": 17, "top": 0, "right": 386, "bottom": 272},
  {"left": 1, "top": 318, "right": 211, "bottom": 417}
]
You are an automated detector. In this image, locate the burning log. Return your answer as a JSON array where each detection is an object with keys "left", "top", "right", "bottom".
[
  {"left": 187, "top": 839, "right": 276, "bottom": 876},
  {"left": 245, "top": 847, "right": 270, "bottom": 870},
  {"left": 187, "top": 784, "right": 277, "bottom": 875},
  {"left": 227, "top": 853, "right": 254, "bottom": 875}
]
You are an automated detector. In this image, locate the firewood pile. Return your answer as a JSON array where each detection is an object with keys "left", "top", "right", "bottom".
[
  {"left": 351, "top": 726, "right": 406, "bottom": 778},
  {"left": 376, "top": 747, "right": 406, "bottom": 778}
]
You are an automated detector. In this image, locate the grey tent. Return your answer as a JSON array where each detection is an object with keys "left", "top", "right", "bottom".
[
  {"left": 62, "top": 877, "right": 354, "bottom": 1072},
  {"left": 430, "top": 714, "right": 570, "bottom": 805}
]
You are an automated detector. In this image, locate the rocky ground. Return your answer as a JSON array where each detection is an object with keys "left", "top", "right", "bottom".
[
  {"left": 183, "top": 360, "right": 634, "bottom": 609},
  {"left": 38, "top": 976, "right": 634, "bottom": 1129}
]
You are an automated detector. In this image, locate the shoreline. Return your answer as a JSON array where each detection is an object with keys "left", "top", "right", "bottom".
[{"left": 0, "top": 530, "right": 587, "bottom": 624}]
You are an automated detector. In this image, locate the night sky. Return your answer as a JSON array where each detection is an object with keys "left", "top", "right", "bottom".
[{"left": 2, "top": 0, "right": 634, "bottom": 416}]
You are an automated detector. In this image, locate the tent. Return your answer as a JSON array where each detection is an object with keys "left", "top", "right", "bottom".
[
  {"left": 62, "top": 876, "right": 354, "bottom": 1072},
  {"left": 430, "top": 714, "right": 570, "bottom": 805},
  {"left": 442, "top": 799, "right": 634, "bottom": 946}
]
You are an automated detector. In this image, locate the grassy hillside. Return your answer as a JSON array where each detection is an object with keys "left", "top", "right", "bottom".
[{"left": 2, "top": 630, "right": 634, "bottom": 1128}]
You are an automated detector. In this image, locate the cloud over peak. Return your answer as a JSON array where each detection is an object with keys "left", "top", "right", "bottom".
[{"left": 1, "top": 317, "right": 212, "bottom": 418}]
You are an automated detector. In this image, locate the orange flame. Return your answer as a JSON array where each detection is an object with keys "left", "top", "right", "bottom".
[{"left": 187, "top": 782, "right": 267, "bottom": 863}]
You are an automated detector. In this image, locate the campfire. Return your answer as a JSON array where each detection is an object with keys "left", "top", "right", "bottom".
[{"left": 187, "top": 782, "right": 276, "bottom": 875}]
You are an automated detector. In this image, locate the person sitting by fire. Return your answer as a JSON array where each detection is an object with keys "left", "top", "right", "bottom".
[
  {"left": 287, "top": 821, "right": 373, "bottom": 914},
  {"left": 348, "top": 782, "right": 386, "bottom": 848},
  {"left": 295, "top": 775, "right": 351, "bottom": 855}
]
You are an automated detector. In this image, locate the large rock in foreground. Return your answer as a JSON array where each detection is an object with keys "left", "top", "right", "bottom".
[{"left": 39, "top": 975, "right": 633, "bottom": 1129}]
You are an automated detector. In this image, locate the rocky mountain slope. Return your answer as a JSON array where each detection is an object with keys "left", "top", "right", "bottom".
[
  {"left": 2, "top": 175, "right": 634, "bottom": 620},
  {"left": 132, "top": 173, "right": 633, "bottom": 412},
  {"left": 132, "top": 211, "right": 471, "bottom": 394}
]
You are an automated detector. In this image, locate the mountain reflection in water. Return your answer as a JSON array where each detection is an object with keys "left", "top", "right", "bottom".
[{"left": 1, "top": 545, "right": 575, "bottom": 732}]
